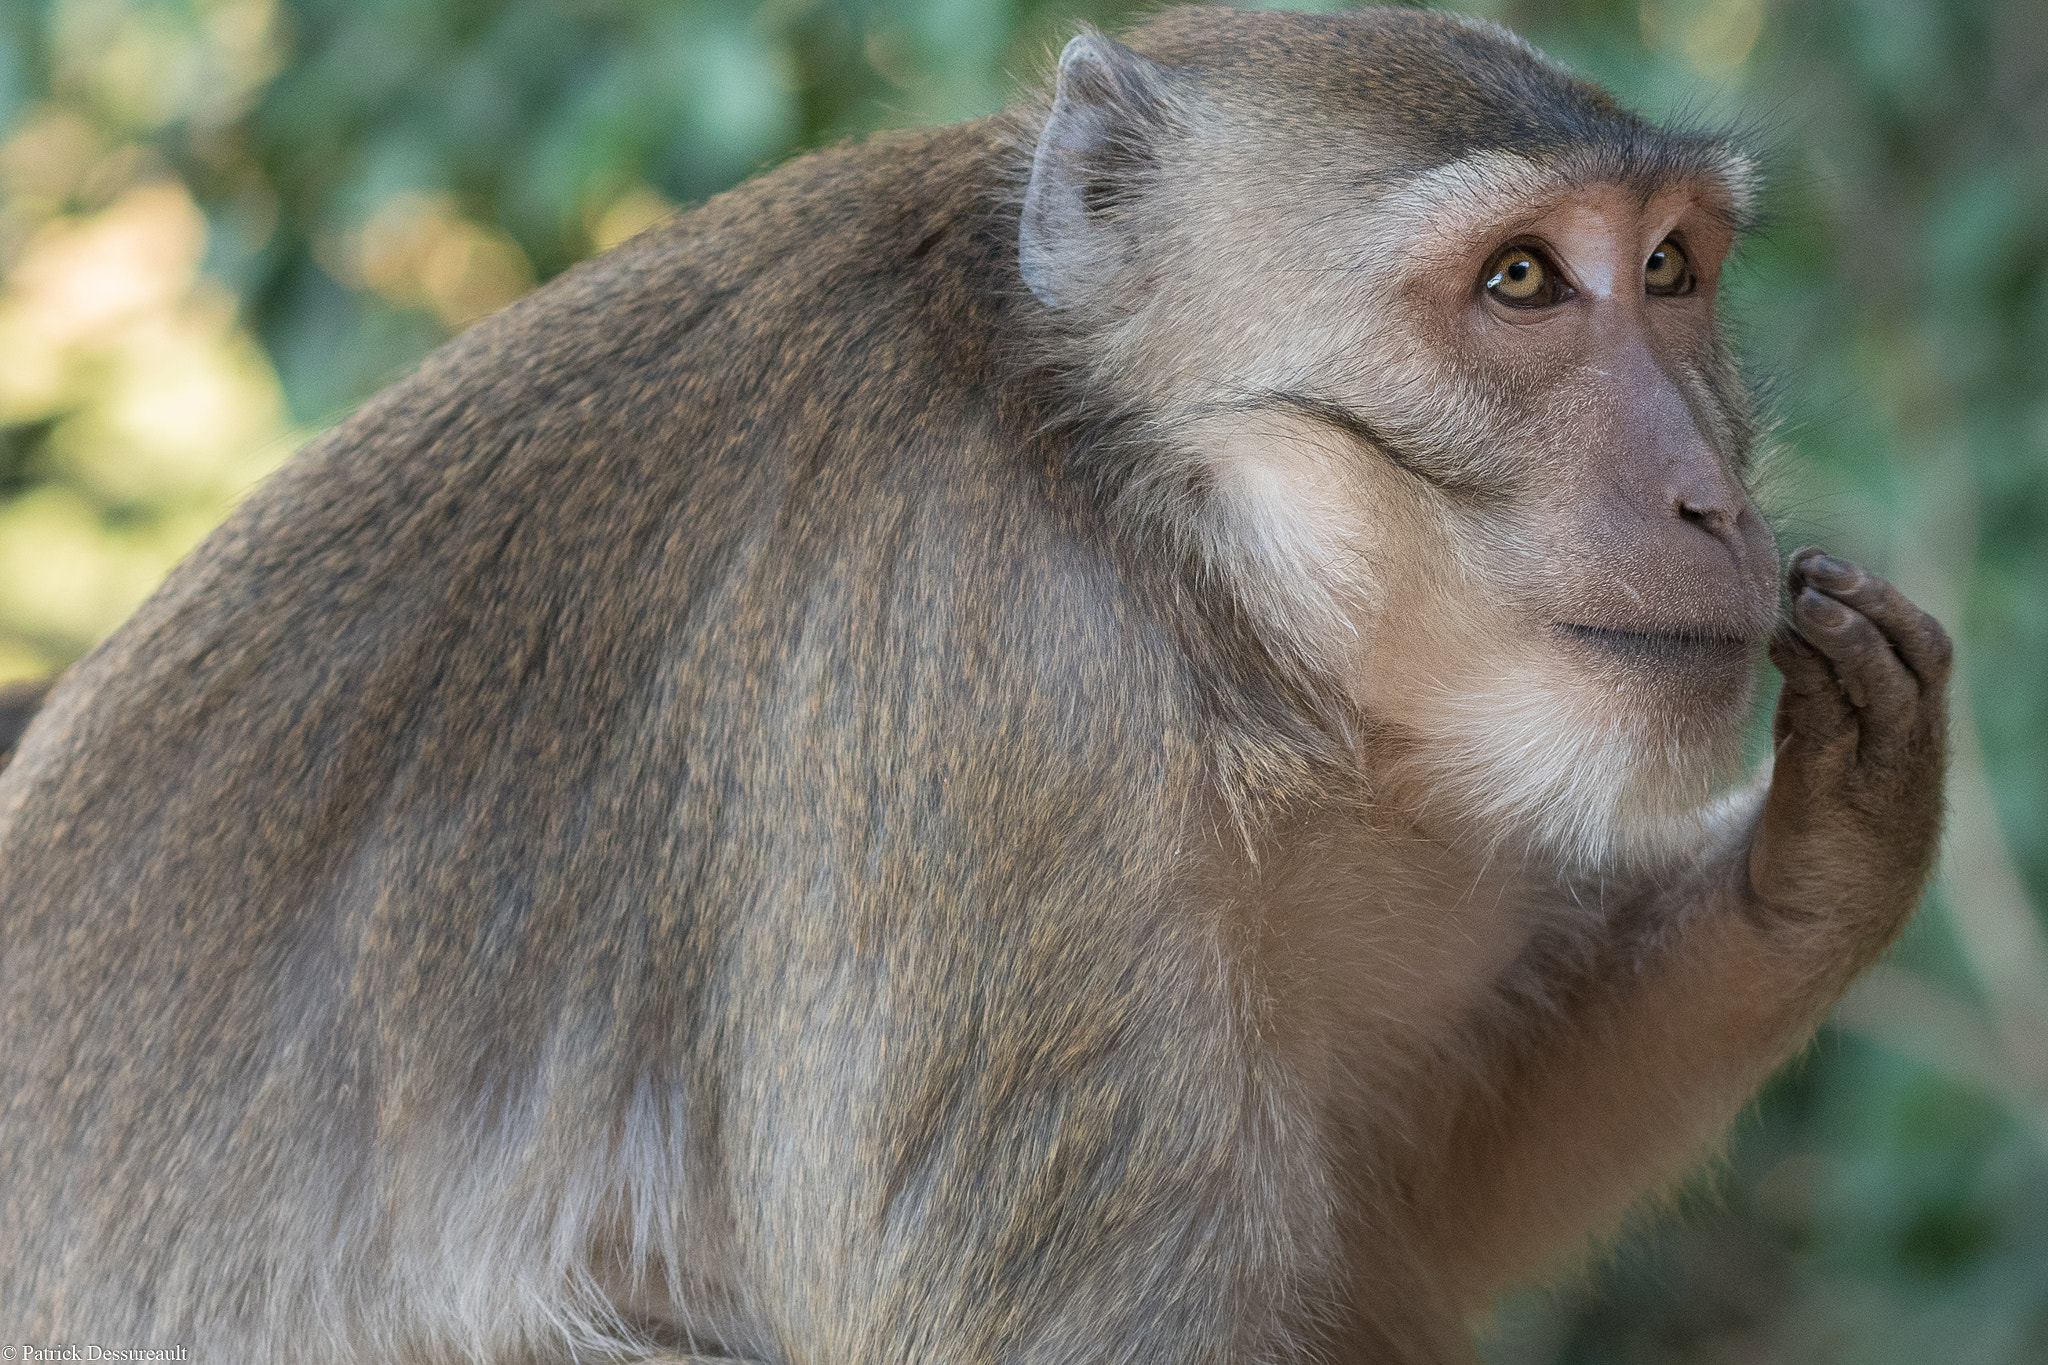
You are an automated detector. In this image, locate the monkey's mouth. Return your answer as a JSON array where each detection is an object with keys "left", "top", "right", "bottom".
[{"left": 1552, "top": 623, "right": 1753, "bottom": 669}]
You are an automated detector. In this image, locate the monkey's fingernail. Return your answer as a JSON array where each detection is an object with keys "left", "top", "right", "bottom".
[
  {"left": 1799, "top": 588, "right": 1850, "bottom": 627},
  {"left": 1804, "top": 554, "right": 1855, "bottom": 584}
]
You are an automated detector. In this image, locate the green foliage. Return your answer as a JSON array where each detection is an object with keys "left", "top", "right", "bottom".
[{"left": 1, "top": 1, "right": 2042, "bottom": 1358}]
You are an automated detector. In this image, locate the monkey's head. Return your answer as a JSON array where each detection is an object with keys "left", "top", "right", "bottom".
[{"left": 1017, "top": 7, "right": 1779, "bottom": 868}]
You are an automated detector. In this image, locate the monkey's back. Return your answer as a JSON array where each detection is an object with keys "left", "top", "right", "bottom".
[{"left": 0, "top": 123, "right": 1263, "bottom": 1354}]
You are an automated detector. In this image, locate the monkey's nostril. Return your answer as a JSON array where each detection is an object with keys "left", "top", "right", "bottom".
[{"left": 1676, "top": 499, "right": 1734, "bottom": 539}]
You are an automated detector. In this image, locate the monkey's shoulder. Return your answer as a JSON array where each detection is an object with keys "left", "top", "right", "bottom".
[{"left": 0, "top": 114, "right": 1187, "bottom": 877}]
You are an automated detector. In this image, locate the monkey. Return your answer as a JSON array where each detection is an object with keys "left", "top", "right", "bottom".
[{"left": 0, "top": 7, "right": 1949, "bottom": 1363}]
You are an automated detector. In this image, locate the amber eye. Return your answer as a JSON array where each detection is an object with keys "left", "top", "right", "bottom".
[
  {"left": 1483, "top": 244, "right": 1565, "bottom": 308},
  {"left": 1644, "top": 237, "right": 1694, "bottom": 296}
]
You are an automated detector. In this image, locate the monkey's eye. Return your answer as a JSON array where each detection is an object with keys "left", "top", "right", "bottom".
[
  {"left": 1483, "top": 244, "right": 1566, "bottom": 309},
  {"left": 1643, "top": 237, "right": 1695, "bottom": 296}
]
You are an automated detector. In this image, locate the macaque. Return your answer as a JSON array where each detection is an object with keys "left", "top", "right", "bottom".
[{"left": 0, "top": 8, "right": 1948, "bottom": 1363}]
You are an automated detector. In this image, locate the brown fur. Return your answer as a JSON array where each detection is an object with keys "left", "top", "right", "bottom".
[{"left": 0, "top": 10, "right": 1946, "bottom": 1363}]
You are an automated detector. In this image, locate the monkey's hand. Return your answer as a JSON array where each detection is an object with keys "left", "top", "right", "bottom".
[{"left": 1747, "top": 548, "right": 1951, "bottom": 952}]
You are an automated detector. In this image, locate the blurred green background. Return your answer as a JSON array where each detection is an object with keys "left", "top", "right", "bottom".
[{"left": 0, "top": 0, "right": 2042, "bottom": 1358}]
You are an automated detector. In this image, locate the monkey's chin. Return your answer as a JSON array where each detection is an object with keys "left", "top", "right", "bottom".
[{"left": 1388, "top": 647, "right": 1757, "bottom": 872}]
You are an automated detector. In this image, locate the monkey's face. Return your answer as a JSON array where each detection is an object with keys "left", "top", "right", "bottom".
[
  {"left": 1021, "top": 22, "right": 1780, "bottom": 866},
  {"left": 1155, "top": 156, "right": 1774, "bottom": 865},
  {"left": 1373, "top": 170, "right": 1776, "bottom": 861}
]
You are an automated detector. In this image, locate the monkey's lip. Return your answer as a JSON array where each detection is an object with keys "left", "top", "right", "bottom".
[{"left": 1552, "top": 623, "right": 1754, "bottom": 668}]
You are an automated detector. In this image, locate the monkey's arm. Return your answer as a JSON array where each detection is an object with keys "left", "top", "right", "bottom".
[{"left": 1414, "top": 551, "right": 1951, "bottom": 1306}]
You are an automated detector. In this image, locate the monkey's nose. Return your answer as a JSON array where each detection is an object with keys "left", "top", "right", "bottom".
[
  {"left": 1661, "top": 456, "right": 1762, "bottom": 567},
  {"left": 1675, "top": 497, "right": 1734, "bottom": 541},
  {"left": 1669, "top": 480, "right": 1773, "bottom": 576}
]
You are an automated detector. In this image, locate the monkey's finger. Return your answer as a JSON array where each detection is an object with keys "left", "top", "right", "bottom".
[
  {"left": 1787, "top": 550, "right": 1953, "bottom": 692},
  {"left": 1769, "top": 624, "right": 1854, "bottom": 751},
  {"left": 1789, "top": 586, "right": 1920, "bottom": 733}
]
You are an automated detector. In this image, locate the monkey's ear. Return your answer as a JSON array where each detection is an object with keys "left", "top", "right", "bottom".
[{"left": 1020, "top": 31, "right": 1174, "bottom": 310}]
